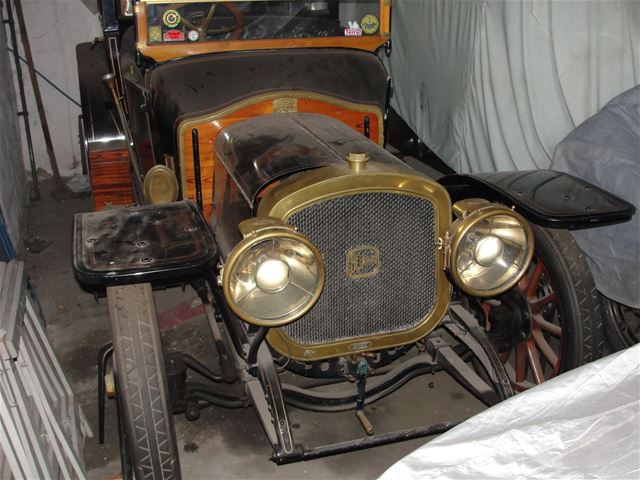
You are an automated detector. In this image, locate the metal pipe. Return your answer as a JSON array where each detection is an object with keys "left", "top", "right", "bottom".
[
  {"left": 282, "top": 356, "right": 439, "bottom": 412},
  {"left": 355, "top": 409, "right": 374, "bottom": 436},
  {"left": 382, "top": 77, "right": 391, "bottom": 148},
  {"left": 186, "top": 385, "right": 250, "bottom": 409},
  {"left": 247, "top": 327, "right": 269, "bottom": 367},
  {"left": 272, "top": 421, "right": 461, "bottom": 464},
  {"left": 13, "top": 0, "right": 62, "bottom": 187},
  {"left": 102, "top": 73, "right": 147, "bottom": 204},
  {"left": 192, "top": 280, "right": 238, "bottom": 382},
  {"left": 192, "top": 128, "right": 203, "bottom": 211},
  {"left": 182, "top": 354, "right": 223, "bottom": 383},
  {"left": 97, "top": 342, "right": 114, "bottom": 444},
  {"left": 4, "top": 0, "right": 39, "bottom": 200},
  {"left": 209, "top": 277, "right": 249, "bottom": 356}
]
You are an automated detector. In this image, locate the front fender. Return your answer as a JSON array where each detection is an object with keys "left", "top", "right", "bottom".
[{"left": 438, "top": 170, "right": 635, "bottom": 229}]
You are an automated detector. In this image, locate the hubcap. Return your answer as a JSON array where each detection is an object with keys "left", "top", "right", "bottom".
[{"left": 487, "top": 288, "right": 532, "bottom": 351}]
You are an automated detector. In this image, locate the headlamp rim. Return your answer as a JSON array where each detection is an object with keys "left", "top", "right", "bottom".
[
  {"left": 221, "top": 225, "right": 325, "bottom": 327},
  {"left": 143, "top": 164, "right": 179, "bottom": 204},
  {"left": 448, "top": 204, "right": 534, "bottom": 297}
]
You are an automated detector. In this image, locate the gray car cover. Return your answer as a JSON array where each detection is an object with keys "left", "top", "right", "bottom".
[{"left": 551, "top": 85, "right": 640, "bottom": 309}]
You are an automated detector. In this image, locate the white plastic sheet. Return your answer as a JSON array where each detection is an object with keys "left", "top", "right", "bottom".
[
  {"left": 385, "top": 0, "right": 640, "bottom": 173},
  {"left": 379, "top": 344, "right": 640, "bottom": 479}
]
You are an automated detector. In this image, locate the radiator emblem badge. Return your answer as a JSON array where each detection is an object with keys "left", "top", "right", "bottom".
[{"left": 346, "top": 245, "right": 381, "bottom": 279}]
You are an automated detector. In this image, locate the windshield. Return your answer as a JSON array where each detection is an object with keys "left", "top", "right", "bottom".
[{"left": 144, "top": 0, "right": 382, "bottom": 43}]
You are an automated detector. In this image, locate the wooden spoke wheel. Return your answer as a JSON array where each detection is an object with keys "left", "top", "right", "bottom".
[{"left": 481, "top": 226, "right": 604, "bottom": 391}]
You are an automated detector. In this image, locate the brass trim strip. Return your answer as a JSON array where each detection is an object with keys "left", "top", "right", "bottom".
[
  {"left": 176, "top": 91, "right": 385, "bottom": 202},
  {"left": 258, "top": 166, "right": 453, "bottom": 361}
]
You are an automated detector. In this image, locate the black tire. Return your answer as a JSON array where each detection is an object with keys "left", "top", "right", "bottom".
[
  {"left": 536, "top": 227, "right": 603, "bottom": 370},
  {"left": 482, "top": 226, "right": 604, "bottom": 390},
  {"left": 107, "top": 284, "right": 181, "bottom": 480},
  {"left": 602, "top": 294, "right": 639, "bottom": 352}
]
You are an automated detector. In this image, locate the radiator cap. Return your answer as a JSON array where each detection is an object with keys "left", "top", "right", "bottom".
[{"left": 346, "top": 152, "right": 369, "bottom": 170}]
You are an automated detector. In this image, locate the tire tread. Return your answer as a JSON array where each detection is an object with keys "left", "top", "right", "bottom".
[
  {"left": 542, "top": 228, "right": 604, "bottom": 366},
  {"left": 108, "top": 284, "right": 181, "bottom": 480}
]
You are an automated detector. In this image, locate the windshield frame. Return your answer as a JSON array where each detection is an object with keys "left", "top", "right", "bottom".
[{"left": 134, "top": 0, "right": 390, "bottom": 62}]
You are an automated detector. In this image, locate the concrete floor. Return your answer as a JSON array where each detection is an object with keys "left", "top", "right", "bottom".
[{"left": 23, "top": 179, "right": 484, "bottom": 480}]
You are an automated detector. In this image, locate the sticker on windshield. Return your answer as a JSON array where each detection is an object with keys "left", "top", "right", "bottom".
[
  {"left": 149, "top": 26, "right": 162, "bottom": 43},
  {"left": 360, "top": 14, "right": 379, "bottom": 35},
  {"left": 162, "top": 9, "right": 181, "bottom": 28},
  {"left": 163, "top": 29, "right": 185, "bottom": 42},
  {"left": 344, "top": 21, "right": 362, "bottom": 37},
  {"left": 187, "top": 30, "right": 199, "bottom": 42}
]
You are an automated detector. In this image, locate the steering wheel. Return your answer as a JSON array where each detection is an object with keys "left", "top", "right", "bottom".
[{"left": 165, "top": 2, "right": 244, "bottom": 41}]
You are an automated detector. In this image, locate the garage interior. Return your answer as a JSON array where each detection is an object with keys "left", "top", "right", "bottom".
[{"left": 1, "top": 1, "right": 638, "bottom": 479}]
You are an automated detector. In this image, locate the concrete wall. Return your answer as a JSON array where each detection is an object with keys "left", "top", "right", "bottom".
[
  {"left": 11, "top": 0, "right": 102, "bottom": 177},
  {"left": 0, "top": 8, "right": 26, "bottom": 249}
]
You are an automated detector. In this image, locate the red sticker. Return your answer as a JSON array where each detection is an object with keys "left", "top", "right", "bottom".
[
  {"left": 344, "top": 21, "right": 362, "bottom": 37},
  {"left": 163, "top": 29, "right": 185, "bottom": 42}
]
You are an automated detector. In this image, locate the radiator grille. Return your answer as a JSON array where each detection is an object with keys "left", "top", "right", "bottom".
[{"left": 284, "top": 192, "right": 438, "bottom": 345}]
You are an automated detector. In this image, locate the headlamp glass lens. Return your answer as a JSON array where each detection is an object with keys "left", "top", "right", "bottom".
[
  {"left": 455, "top": 214, "right": 530, "bottom": 294},
  {"left": 229, "top": 237, "right": 322, "bottom": 321}
]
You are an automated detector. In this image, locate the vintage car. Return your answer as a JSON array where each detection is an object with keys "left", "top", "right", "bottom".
[{"left": 73, "top": 1, "right": 635, "bottom": 478}]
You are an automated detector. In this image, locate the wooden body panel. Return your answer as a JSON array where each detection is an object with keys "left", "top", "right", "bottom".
[
  {"left": 88, "top": 148, "right": 134, "bottom": 210},
  {"left": 178, "top": 96, "right": 383, "bottom": 219},
  {"left": 137, "top": 36, "right": 389, "bottom": 63}
]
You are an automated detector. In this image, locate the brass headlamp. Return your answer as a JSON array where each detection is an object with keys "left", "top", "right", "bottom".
[
  {"left": 448, "top": 199, "right": 534, "bottom": 297},
  {"left": 222, "top": 217, "right": 325, "bottom": 327}
]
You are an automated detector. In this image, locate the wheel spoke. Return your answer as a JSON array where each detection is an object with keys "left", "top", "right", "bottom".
[
  {"left": 525, "top": 340, "right": 544, "bottom": 384},
  {"left": 532, "top": 329, "right": 558, "bottom": 367},
  {"left": 532, "top": 314, "right": 562, "bottom": 337},
  {"left": 483, "top": 251, "right": 567, "bottom": 390},
  {"left": 517, "top": 275, "right": 528, "bottom": 292},
  {"left": 504, "top": 363, "right": 532, "bottom": 392},
  {"left": 492, "top": 230, "right": 598, "bottom": 390},
  {"left": 529, "top": 292, "right": 556, "bottom": 314},
  {"left": 524, "top": 262, "right": 544, "bottom": 298}
]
